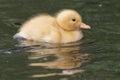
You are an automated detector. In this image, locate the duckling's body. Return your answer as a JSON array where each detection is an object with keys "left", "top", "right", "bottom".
[
  {"left": 14, "top": 9, "right": 90, "bottom": 43},
  {"left": 17, "top": 15, "right": 60, "bottom": 43}
]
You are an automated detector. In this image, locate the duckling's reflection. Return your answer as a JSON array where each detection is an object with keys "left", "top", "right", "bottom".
[{"left": 18, "top": 40, "right": 89, "bottom": 78}]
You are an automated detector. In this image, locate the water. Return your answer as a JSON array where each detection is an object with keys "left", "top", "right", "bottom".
[{"left": 0, "top": 0, "right": 120, "bottom": 80}]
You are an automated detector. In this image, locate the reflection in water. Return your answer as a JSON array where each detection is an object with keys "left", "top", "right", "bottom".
[
  {"left": 17, "top": 40, "right": 89, "bottom": 78},
  {"left": 31, "top": 69, "right": 85, "bottom": 78}
]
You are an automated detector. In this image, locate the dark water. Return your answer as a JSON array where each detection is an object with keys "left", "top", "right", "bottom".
[{"left": 0, "top": 0, "right": 120, "bottom": 80}]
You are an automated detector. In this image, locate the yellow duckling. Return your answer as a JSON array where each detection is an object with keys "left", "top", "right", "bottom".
[{"left": 13, "top": 9, "right": 91, "bottom": 43}]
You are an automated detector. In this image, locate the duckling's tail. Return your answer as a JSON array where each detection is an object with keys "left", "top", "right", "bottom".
[{"left": 13, "top": 33, "right": 26, "bottom": 40}]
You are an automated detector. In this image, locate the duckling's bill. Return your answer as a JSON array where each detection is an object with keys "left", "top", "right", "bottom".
[{"left": 80, "top": 23, "right": 91, "bottom": 29}]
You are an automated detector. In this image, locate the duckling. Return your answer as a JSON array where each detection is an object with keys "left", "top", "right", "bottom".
[{"left": 13, "top": 9, "right": 91, "bottom": 43}]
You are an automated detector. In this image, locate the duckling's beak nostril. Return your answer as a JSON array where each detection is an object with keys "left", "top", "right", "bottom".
[{"left": 80, "top": 22, "right": 91, "bottom": 29}]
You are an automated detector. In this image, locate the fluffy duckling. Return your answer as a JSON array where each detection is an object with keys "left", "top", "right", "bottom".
[{"left": 13, "top": 9, "right": 91, "bottom": 43}]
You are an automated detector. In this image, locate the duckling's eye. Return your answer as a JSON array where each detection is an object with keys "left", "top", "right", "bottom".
[{"left": 72, "top": 19, "right": 76, "bottom": 22}]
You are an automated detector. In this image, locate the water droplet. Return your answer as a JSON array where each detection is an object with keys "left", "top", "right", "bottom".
[{"left": 98, "top": 4, "right": 103, "bottom": 7}]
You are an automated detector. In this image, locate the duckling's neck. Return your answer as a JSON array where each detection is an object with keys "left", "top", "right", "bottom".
[{"left": 55, "top": 20, "right": 75, "bottom": 32}]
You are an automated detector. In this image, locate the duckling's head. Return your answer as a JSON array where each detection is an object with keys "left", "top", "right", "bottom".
[{"left": 56, "top": 9, "right": 90, "bottom": 31}]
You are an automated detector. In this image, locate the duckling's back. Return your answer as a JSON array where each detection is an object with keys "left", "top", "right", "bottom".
[{"left": 15, "top": 15, "right": 56, "bottom": 41}]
